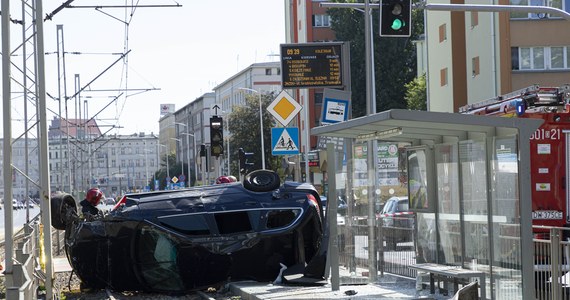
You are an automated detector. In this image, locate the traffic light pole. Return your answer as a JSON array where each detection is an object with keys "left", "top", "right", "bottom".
[
  {"left": 321, "top": 2, "right": 570, "bottom": 20},
  {"left": 424, "top": 3, "right": 570, "bottom": 20}
]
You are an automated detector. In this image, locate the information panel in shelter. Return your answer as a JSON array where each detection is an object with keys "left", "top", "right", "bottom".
[{"left": 280, "top": 43, "right": 343, "bottom": 89}]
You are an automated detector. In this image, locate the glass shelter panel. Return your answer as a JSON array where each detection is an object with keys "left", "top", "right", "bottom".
[
  {"left": 490, "top": 136, "right": 523, "bottom": 299},
  {"left": 459, "top": 139, "right": 490, "bottom": 271},
  {"left": 435, "top": 143, "right": 461, "bottom": 265}
]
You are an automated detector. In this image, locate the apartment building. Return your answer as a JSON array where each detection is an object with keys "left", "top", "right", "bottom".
[
  {"left": 212, "top": 62, "right": 282, "bottom": 175},
  {"left": 170, "top": 92, "right": 216, "bottom": 184},
  {"left": 426, "top": 0, "right": 570, "bottom": 112},
  {"left": 286, "top": 0, "right": 337, "bottom": 150}
]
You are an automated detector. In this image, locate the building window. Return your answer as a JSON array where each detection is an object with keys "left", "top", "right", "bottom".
[
  {"left": 472, "top": 56, "right": 480, "bottom": 77},
  {"left": 510, "top": 0, "right": 564, "bottom": 19},
  {"left": 315, "top": 93, "right": 323, "bottom": 105},
  {"left": 439, "top": 24, "right": 447, "bottom": 43},
  {"left": 512, "top": 46, "right": 569, "bottom": 70},
  {"left": 313, "top": 14, "right": 331, "bottom": 27},
  {"left": 471, "top": 12, "right": 479, "bottom": 28},
  {"left": 551, "top": 47, "right": 565, "bottom": 69},
  {"left": 440, "top": 68, "right": 448, "bottom": 86},
  {"left": 534, "top": 47, "right": 545, "bottom": 69}
]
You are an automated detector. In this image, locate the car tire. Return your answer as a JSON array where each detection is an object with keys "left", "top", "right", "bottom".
[
  {"left": 243, "top": 170, "right": 281, "bottom": 192},
  {"left": 51, "top": 192, "right": 78, "bottom": 230}
]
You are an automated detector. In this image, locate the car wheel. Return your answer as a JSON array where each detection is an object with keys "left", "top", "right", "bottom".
[
  {"left": 51, "top": 192, "right": 78, "bottom": 230},
  {"left": 243, "top": 170, "right": 281, "bottom": 192}
]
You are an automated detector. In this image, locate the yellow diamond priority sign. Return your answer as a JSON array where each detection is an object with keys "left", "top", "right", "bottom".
[{"left": 267, "top": 90, "right": 302, "bottom": 126}]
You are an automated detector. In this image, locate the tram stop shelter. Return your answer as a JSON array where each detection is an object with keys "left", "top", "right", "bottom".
[{"left": 311, "top": 109, "right": 543, "bottom": 300}]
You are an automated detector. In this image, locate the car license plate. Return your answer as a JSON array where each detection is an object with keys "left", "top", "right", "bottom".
[{"left": 532, "top": 210, "right": 563, "bottom": 219}]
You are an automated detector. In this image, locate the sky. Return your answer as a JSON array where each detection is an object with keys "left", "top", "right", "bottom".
[{"left": 3, "top": 0, "right": 286, "bottom": 138}]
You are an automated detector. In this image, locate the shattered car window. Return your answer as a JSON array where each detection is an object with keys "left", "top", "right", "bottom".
[{"left": 137, "top": 225, "right": 183, "bottom": 291}]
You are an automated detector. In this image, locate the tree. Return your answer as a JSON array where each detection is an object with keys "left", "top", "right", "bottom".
[
  {"left": 228, "top": 93, "right": 280, "bottom": 176},
  {"left": 153, "top": 153, "right": 183, "bottom": 190},
  {"left": 405, "top": 73, "right": 427, "bottom": 110},
  {"left": 327, "top": 1, "right": 425, "bottom": 116}
]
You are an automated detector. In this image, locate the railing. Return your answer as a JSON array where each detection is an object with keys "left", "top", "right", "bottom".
[
  {"left": 337, "top": 215, "right": 417, "bottom": 279},
  {"left": 336, "top": 216, "right": 570, "bottom": 299},
  {"left": 534, "top": 227, "right": 570, "bottom": 300},
  {"left": 5, "top": 223, "right": 39, "bottom": 299},
  {"left": 0, "top": 213, "right": 67, "bottom": 299}
]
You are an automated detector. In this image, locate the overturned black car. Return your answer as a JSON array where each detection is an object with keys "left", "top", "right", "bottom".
[{"left": 51, "top": 170, "right": 328, "bottom": 293}]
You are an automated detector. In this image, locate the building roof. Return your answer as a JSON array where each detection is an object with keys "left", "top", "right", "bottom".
[
  {"left": 48, "top": 118, "right": 102, "bottom": 139},
  {"left": 212, "top": 61, "right": 280, "bottom": 91}
]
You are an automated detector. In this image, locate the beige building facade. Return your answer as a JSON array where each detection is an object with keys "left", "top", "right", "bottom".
[{"left": 426, "top": 0, "right": 570, "bottom": 112}]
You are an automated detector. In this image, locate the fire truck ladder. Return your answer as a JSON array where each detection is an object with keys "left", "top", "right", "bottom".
[{"left": 459, "top": 84, "right": 570, "bottom": 114}]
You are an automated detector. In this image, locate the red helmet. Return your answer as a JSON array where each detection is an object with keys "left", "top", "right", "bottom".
[
  {"left": 85, "top": 188, "right": 104, "bottom": 205},
  {"left": 216, "top": 176, "right": 231, "bottom": 184}
]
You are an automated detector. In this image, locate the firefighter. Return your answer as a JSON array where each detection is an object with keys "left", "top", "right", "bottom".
[
  {"left": 215, "top": 176, "right": 231, "bottom": 184},
  {"left": 80, "top": 187, "right": 104, "bottom": 218}
]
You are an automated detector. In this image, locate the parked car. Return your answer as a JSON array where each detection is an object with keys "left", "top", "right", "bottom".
[
  {"left": 377, "top": 196, "right": 414, "bottom": 249},
  {"left": 13, "top": 199, "right": 25, "bottom": 210},
  {"left": 321, "top": 196, "right": 348, "bottom": 215},
  {"left": 51, "top": 170, "right": 328, "bottom": 293}
]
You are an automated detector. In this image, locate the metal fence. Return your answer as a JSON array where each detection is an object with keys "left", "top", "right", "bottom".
[
  {"left": 337, "top": 216, "right": 570, "bottom": 300},
  {"left": 337, "top": 215, "right": 417, "bottom": 279}
]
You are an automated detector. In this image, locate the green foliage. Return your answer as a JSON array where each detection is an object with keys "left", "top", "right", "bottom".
[
  {"left": 228, "top": 93, "right": 280, "bottom": 175},
  {"left": 405, "top": 73, "right": 427, "bottom": 110},
  {"left": 327, "top": 0, "right": 425, "bottom": 116},
  {"left": 154, "top": 153, "right": 185, "bottom": 190}
]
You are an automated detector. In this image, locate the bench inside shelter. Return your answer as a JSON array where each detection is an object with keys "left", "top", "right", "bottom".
[{"left": 409, "top": 263, "right": 485, "bottom": 299}]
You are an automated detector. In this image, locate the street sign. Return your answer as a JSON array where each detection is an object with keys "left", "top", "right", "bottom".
[
  {"left": 210, "top": 104, "right": 221, "bottom": 115},
  {"left": 321, "top": 88, "right": 351, "bottom": 124},
  {"left": 268, "top": 90, "right": 302, "bottom": 126},
  {"left": 322, "top": 98, "right": 349, "bottom": 124},
  {"left": 271, "top": 127, "right": 300, "bottom": 155},
  {"left": 280, "top": 42, "right": 344, "bottom": 89}
]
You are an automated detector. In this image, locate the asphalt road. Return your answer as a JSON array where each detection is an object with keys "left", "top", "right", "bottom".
[{"left": 0, "top": 206, "right": 41, "bottom": 240}]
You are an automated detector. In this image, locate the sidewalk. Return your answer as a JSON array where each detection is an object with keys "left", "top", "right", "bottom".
[
  {"left": 229, "top": 273, "right": 447, "bottom": 300},
  {"left": 54, "top": 255, "right": 454, "bottom": 299}
]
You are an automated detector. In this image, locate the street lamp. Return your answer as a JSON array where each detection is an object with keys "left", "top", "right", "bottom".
[
  {"left": 182, "top": 132, "right": 197, "bottom": 187},
  {"left": 222, "top": 110, "right": 231, "bottom": 176},
  {"left": 238, "top": 87, "right": 265, "bottom": 169},
  {"left": 170, "top": 138, "right": 183, "bottom": 179},
  {"left": 173, "top": 122, "right": 189, "bottom": 184},
  {"left": 138, "top": 152, "right": 150, "bottom": 191},
  {"left": 159, "top": 144, "right": 169, "bottom": 180}
]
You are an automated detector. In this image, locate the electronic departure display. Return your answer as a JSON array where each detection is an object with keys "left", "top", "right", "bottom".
[{"left": 280, "top": 43, "right": 343, "bottom": 89}]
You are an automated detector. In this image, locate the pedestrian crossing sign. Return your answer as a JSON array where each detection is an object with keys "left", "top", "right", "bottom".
[{"left": 271, "top": 127, "right": 300, "bottom": 155}]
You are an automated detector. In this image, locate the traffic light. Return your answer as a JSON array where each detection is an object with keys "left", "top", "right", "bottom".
[
  {"left": 238, "top": 148, "right": 254, "bottom": 175},
  {"left": 199, "top": 144, "right": 206, "bottom": 157},
  {"left": 380, "top": 0, "right": 411, "bottom": 37},
  {"left": 210, "top": 116, "right": 223, "bottom": 156}
]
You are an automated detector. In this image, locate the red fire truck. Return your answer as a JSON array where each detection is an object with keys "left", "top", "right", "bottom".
[{"left": 460, "top": 84, "right": 570, "bottom": 237}]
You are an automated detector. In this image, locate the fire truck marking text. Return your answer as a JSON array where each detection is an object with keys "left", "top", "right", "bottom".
[{"left": 530, "top": 128, "right": 561, "bottom": 140}]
